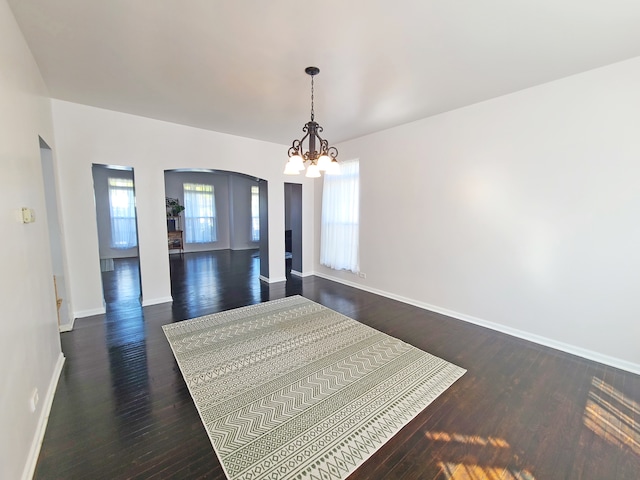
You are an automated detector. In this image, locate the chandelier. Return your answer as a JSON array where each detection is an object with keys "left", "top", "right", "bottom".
[{"left": 284, "top": 67, "right": 340, "bottom": 177}]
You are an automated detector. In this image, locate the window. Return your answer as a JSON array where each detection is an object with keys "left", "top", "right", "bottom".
[
  {"left": 320, "top": 159, "right": 359, "bottom": 272},
  {"left": 251, "top": 185, "right": 260, "bottom": 242},
  {"left": 108, "top": 177, "right": 138, "bottom": 249},
  {"left": 184, "top": 183, "right": 217, "bottom": 243}
]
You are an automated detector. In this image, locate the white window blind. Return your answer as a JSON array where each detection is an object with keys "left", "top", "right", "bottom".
[
  {"left": 108, "top": 177, "right": 138, "bottom": 249},
  {"left": 184, "top": 183, "right": 217, "bottom": 243},
  {"left": 320, "top": 159, "right": 359, "bottom": 272}
]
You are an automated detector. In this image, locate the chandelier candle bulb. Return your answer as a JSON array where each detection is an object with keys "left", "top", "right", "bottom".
[
  {"left": 306, "top": 164, "right": 321, "bottom": 178},
  {"left": 284, "top": 161, "right": 300, "bottom": 175},
  {"left": 293, "top": 155, "right": 305, "bottom": 171},
  {"left": 317, "top": 155, "right": 331, "bottom": 171},
  {"left": 285, "top": 66, "right": 339, "bottom": 176},
  {"left": 326, "top": 159, "right": 341, "bottom": 175}
]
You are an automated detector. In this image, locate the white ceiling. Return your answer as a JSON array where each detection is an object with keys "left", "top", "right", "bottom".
[{"left": 9, "top": 0, "right": 640, "bottom": 145}]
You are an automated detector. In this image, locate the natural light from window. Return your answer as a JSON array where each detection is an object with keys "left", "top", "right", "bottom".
[
  {"left": 108, "top": 177, "right": 137, "bottom": 249},
  {"left": 425, "top": 431, "right": 535, "bottom": 480},
  {"left": 584, "top": 376, "right": 639, "bottom": 456},
  {"left": 438, "top": 462, "right": 535, "bottom": 480},
  {"left": 320, "top": 159, "right": 359, "bottom": 272},
  {"left": 425, "top": 431, "right": 510, "bottom": 448},
  {"left": 184, "top": 183, "right": 217, "bottom": 243},
  {"left": 251, "top": 185, "right": 260, "bottom": 242}
]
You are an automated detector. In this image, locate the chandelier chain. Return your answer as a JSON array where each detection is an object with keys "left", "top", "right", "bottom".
[{"left": 310, "top": 75, "right": 315, "bottom": 121}]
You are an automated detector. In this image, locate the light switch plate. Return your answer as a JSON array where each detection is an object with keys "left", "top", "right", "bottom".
[{"left": 22, "top": 207, "right": 36, "bottom": 223}]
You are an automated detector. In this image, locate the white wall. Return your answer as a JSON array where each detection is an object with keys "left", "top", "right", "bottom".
[
  {"left": 52, "top": 100, "right": 317, "bottom": 316},
  {"left": 0, "top": 1, "right": 64, "bottom": 479},
  {"left": 317, "top": 56, "right": 640, "bottom": 373}
]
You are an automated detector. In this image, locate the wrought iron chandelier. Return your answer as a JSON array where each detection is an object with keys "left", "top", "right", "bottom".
[{"left": 284, "top": 67, "right": 340, "bottom": 177}]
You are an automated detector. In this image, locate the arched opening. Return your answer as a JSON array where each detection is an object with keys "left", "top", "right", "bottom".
[{"left": 163, "top": 169, "right": 269, "bottom": 316}]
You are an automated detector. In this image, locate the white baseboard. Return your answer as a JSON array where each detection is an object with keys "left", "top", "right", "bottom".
[
  {"left": 22, "top": 352, "right": 65, "bottom": 480},
  {"left": 259, "top": 275, "right": 287, "bottom": 284},
  {"left": 312, "top": 271, "right": 640, "bottom": 376},
  {"left": 58, "top": 317, "right": 75, "bottom": 332},
  {"left": 290, "top": 270, "right": 314, "bottom": 278},
  {"left": 73, "top": 306, "right": 106, "bottom": 319},
  {"left": 142, "top": 296, "right": 173, "bottom": 307}
]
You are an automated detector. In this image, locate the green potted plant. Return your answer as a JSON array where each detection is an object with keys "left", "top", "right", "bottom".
[{"left": 166, "top": 197, "right": 185, "bottom": 231}]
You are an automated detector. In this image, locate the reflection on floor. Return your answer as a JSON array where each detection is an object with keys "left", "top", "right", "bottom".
[
  {"left": 427, "top": 432, "right": 534, "bottom": 479},
  {"left": 101, "top": 256, "right": 141, "bottom": 313},
  {"left": 584, "top": 376, "right": 640, "bottom": 456},
  {"left": 34, "top": 249, "right": 640, "bottom": 479},
  {"left": 439, "top": 462, "right": 535, "bottom": 480},
  {"left": 426, "top": 431, "right": 511, "bottom": 449},
  {"left": 169, "top": 249, "right": 302, "bottom": 319}
]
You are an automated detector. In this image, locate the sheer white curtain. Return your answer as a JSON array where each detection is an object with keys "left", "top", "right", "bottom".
[
  {"left": 108, "top": 177, "right": 138, "bottom": 249},
  {"left": 184, "top": 183, "right": 217, "bottom": 243},
  {"left": 320, "top": 159, "right": 359, "bottom": 272},
  {"left": 251, "top": 185, "right": 260, "bottom": 242}
]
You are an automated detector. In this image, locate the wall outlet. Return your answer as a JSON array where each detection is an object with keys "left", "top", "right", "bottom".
[
  {"left": 29, "top": 388, "right": 39, "bottom": 413},
  {"left": 358, "top": 272, "right": 367, "bottom": 279}
]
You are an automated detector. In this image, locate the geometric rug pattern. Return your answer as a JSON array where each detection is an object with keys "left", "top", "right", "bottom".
[{"left": 163, "top": 295, "right": 466, "bottom": 480}]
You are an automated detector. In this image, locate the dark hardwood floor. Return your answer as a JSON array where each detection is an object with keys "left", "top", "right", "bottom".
[{"left": 34, "top": 250, "right": 640, "bottom": 479}]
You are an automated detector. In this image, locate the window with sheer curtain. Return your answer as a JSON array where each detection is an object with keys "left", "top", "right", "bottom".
[
  {"left": 184, "top": 183, "right": 217, "bottom": 243},
  {"left": 320, "top": 159, "right": 359, "bottom": 272},
  {"left": 251, "top": 185, "right": 260, "bottom": 242},
  {"left": 108, "top": 177, "right": 138, "bottom": 249}
]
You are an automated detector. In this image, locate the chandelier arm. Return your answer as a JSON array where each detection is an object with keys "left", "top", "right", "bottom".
[
  {"left": 319, "top": 139, "right": 329, "bottom": 155},
  {"left": 312, "top": 125, "right": 326, "bottom": 154},
  {"left": 288, "top": 140, "right": 301, "bottom": 158},
  {"left": 289, "top": 130, "right": 311, "bottom": 158},
  {"left": 299, "top": 130, "right": 310, "bottom": 146}
]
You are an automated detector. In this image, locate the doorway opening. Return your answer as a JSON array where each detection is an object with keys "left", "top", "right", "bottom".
[
  {"left": 91, "top": 164, "right": 142, "bottom": 311},
  {"left": 164, "top": 169, "right": 268, "bottom": 309},
  {"left": 39, "top": 138, "right": 72, "bottom": 330},
  {"left": 284, "top": 183, "right": 302, "bottom": 277}
]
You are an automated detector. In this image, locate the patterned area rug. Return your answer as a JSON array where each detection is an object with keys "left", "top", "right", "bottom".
[{"left": 163, "top": 296, "right": 466, "bottom": 480}]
